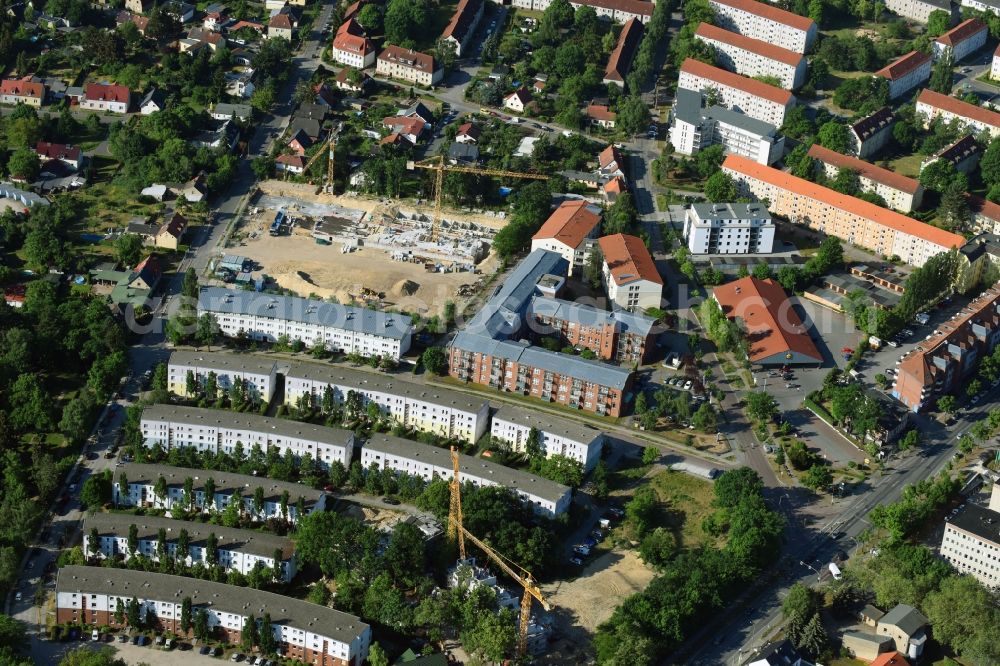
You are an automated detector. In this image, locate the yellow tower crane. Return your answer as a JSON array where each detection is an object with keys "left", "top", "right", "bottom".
[
  {"left": 447, "top": 447, "right": 552, "bottom": 659},
  {"left": 407, "top": 155, "right": 549, "bottom": 241},
  {"left": 302, "top": 127, "right": 337, "bottom": 193}
]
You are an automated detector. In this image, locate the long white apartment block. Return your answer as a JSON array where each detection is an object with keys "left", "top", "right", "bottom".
[
  {"left": 511, "top": 0, "right": 653, "bottom": 23},
  {"left": 694, "top": 23, "right": 807, "bottom": 90},
  {"left": 669, "top": 89, "right": 784, "bottom": 165},
  {"left": 56, "top": 567, "right": 370, "bottom": 665},
  {"left": 876, "top": 51, "right": 932, "bottom": 100},
  {"left": 361, "top": 434, "right": 572, "bottom": 517},
  {"left": 197, "top": 287, "right": 413, "bottom": 360},
  {"left": 113, "top": 463, "right": 328, "bottom": 523},
  {"left": 939, "top": 485, "right": 1000, "bottom": 589},
  {"left": 283, "top": 362, "right": 490, "bottom": 444},
  {"left": 489, "top": 405, "right": 605, "bottom": 471},
  {"left": 677, "top": 58, "right": 795, "bottom": 127},
  {"left": 885, "top": 0, "right": 954, "bottom": 22},
  {"left": 708, "top": 0, "right": 817, "bottom": 53},
  {"left": 992, "top": 44, "right": 1000, "bottom": 80},
  {"left": 683, "top": 202, "right": 775, "bottom": 254},
  {"left": 83, "top": 513, "right": 297, "bottom": 582},
  {"left": 140, "top": 404, "right": 355, "bottom": 468},
  {"left": 916, "top": 88, "right": 1000, "bottom": 139},
  {"left": 933, "top": 18, "right": 987, "bottom": 63},
  {"left": 167, "top": 350, "right": 278, "bottom": 403},
  {"left": 807, "top": 144, "right": 924, "bottom": 213}
]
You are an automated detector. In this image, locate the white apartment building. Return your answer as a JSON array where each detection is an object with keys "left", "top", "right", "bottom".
[
  {"left": 490, "top": 405, "right": 605, "bottom": 471},
  {"left": 876, "top": 51, "right": 932, "bottom": 100},
  {"left": 511, "top": 0, "right": 653, "bottom": 23},
  {"left": 939, "top": 485, "right": 1000, "bottom": 589},
  {"left": 56, "top": 567, "right": 370, "bottom": 665},
  {"left": 361, "top": 434, "right": 572, "bottom": 517},
  {"left": 197, "top": 287, "right": 413, "bottom": 360},
  {"left": 677, "top": 57, "right": 795, "bottom": 127},
  {"left": 933, "top": 18, "right": 988, "bottom": 62},
  {"left": 82, "top": 513, "right": 297, "bottom": 582},
  {"left": 332, "top": 31, "right": 376, "bottom": 69},
  {"left": 683, "top": 202, "right": 775, "bottom": 254},
  {"left": 140, "top": 404, "right": 355, "bottom": 469},
  {"left": 807, "top": 144, "right": 925, "bottom": 213},
  {"left": 283, "top": 362, "right": 490, "bottom": 444},
  {"left": 962, "top": 0, "right": 1000, "bottom": 16},
  {"left": 708, "top": 0, "right": 817, "bottom": 53},
  {"left": 848, "top": 107, "right": 895, "bottom": 159},
  {"left": 722, "top": 154, "right": 966, "bottom": 267},
  {"left": 375, "top": 46, "right": 442, "bottom": 86},
  {"left": 112, "top": 463, "right": 328, "bottom": 523},
  {"left": 598, "top": 233, "right": 664, "bottom": 311},
  {"left": 916, "top": 88, "right": 1000, "bottom": 138},
  {"left": 694, "top": 22, "right": 807, "bottom": 90},
  {"left": 529, "top": 200, "right": 603, "bottom": 276},
  {"left": 992, "top": 43, "right": 1000, "bottom": 80},
  {"left": 885, "top": 0, "right": 954, "bottom": 22},
  {"left": 167, "top": 350, "right": 278, "bottom": 403},
  {"left": 669, "top": 89, "right": 785, "bottom": 165}
]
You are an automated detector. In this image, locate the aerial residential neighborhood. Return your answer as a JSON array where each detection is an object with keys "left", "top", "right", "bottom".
[{"left": 3, "top": 0, "right": 1000, "bottom": 661}]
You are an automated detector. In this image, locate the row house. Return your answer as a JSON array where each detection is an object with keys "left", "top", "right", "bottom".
[
  {"left": 721, "top": 154, "right": 965, "bottom": 267},
  {"left": 139, "top": 404, "right": 355, "bottom": 469},
  {"left": 708, "top": 0, "right": 817, "bottom": 53},
  {"left": 197, "top": 287, "right": 413, "bottom": 360},
  {"left": 669, "top": 88, "right": 784, "bottom": 165},
  {"left": 112, "top": 463, "right": 329, "bottom": 523},
  {"left": 529, "top": 200, "right": 603, "bottom": 276},
  {"left": 916, "top": 88, "right": 1000, "bottom": 138},
  {"left": 876, "top": 51, "right": 932, "bottom": 100},
  {"left": 362, "top": 434, "right": 572, "bottom": 517},
  {"left": 82, "top": 513, "right": 297, "bottom": 582},
  {"left": 283, "top": 363, "right": 490, "bottom": 444},
  {"left": 376, "top": 46, "right": 442, "bottom": 86},
  {"left": 694, "top": 22, "right": 807, "bottom": 90},
  {"left": 807, "top": 144, "right": 925, "bottom": 213},
  {"left": 56, "top": 567, "right": 370, "bottom": 665},
  {"left": 603, "top": 18, "right": 644, "bottom": 86},
  {"left": 677, "top": 57, "right": 795, "bottom": 127},
  {"left": 490, "top": 405, "right": 605, "bottom": 471},
  {"left": 441, "top": 0, "right": 483, "bottom": 57}
]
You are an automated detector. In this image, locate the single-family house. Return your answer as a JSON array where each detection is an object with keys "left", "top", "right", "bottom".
[
  {"left": 139, "top": 88, "right": 166, "bottom": 114},
  {"left": 80, "top": 83, "right": 131, "bottom": 113},
  {"left": 210, "top": 102, "right": 252, "bottom": 122},
  {"left": 155, "top": 212, "right": 187, "bottom": 250},
  {"left": 456, "top": 122, "right": 480, "bottom": 143},
  {"left": 382, "top": 116, "right": 425, "bottom": 144},
  {"left": 267, "top": 5, "right": 298, "bottom": 39},
  {"left": 35, "top": 141, "right": 81, "bottom": 170},
  {"left": 333, "top": 68, "right": 370, "bottom": 95},
  {"left": 504, "top": 88, "right": 532, "bottom": 114},
  {"left": 586, "top": 102, "right": 617, "bottom": 128},
  {"left": 276, "top": 154, "right": 306, "bottom": 174}
]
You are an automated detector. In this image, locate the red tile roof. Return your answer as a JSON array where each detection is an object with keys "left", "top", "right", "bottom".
[
  {"left": 712, "top": 277, "right": 822, "bottom": 364},
  {"left": 806, "top": 144, "right": 921, "bottom": 195},
  {"left": 870, "top": 653, "right": 911, "bottom": 666},
  {"left": 586, "top": 103, "right": 617, "bottom": 122},
  {"left": 337, "top": 17, "right": 363, "bottom": 35},
  {"left": 0, "top": 79, "right": 45, "bottom": 99},
  {"left": 84, "top": 83, "right": 130, "bottom": 104},
  {"left": 598, "top": 233, "right": 663, "bottom": 286},
  {"left": 378, "top": 45, "right": 437, "bottom": 74},
  {"left": 456, "top": 122, "right": 481, "bottom": 139},
  {"left": 875, "top": 50, "right": 931, "bottom": 80},
  {"left": 229, "top": 20, "right": 263, "bottom": 31},
  {"left": 917, "top": 88, "right": 1000, "bottom": 131},
  {"left": 269, "top": 13, "right": 293, "bottom": 29},
  {"left": 533, "top": 200, "right": 602, "bottom": 249},
  {"left": 159, "top": 212, "right": 187, "bottom": 239},
  {"left": 442, "top": 0, "right": 482, "bottom": 43},
  {"left": 276, "top": 154, "right": 305, "bottom": 168},
  {"left": 599, "top": 144, "right": 624, "bottom": 171},
  {"left": 710, "top": 0, "right": 815, "bottom": 31},
  {"left": 722, "top": 154, "right": 965, "bottom": 250},
  {"left": 968, "top": 193, "right": 1000, "bottom": 222},
  {"left": 605, "top": 18, "right": 644, "bottom": 82},
  {"left": 680, "top": 58, "right": 793, "bottom": 106},
  {"left": 936, "top": 18, "right": 986, "bottom": 47},
  {"left": 694, "top": 22, "right": 802, "bottom": 67},
  {"left": 333, "top": 31, "right": 373, "bottom": 55},
  {"left": 382, "top": 115, "right": 425, "bottom": 137},
  {"left": 35, "top": 141, "right": 81, "bottom": 162},
  {"left": 604, "top": 176, "right": 627, "bottom": 195}
]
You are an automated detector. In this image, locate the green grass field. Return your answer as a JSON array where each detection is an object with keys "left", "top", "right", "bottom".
[{"left": 648, "top": 469, "right": 719, "bottom": 550}]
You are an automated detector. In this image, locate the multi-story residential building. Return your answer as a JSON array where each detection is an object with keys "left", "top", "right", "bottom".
[
  {"left": 511, "top": 0, "right": 653, "bottom": 23},
  {"left": 940, "top": 484, "right": 1000, "bottom": 589},
  {"left": 892, "top": 283, "right": 1000, "bottom": 410},
  {"left": 707, "top": 0, "right": 817, "bottom": 53},
  {"left": 266, "top": 5, "right": 298, "bottom": 39},
  {"left": 529, "top": 296, "right": 657, "bottom": 364},
  {"left": 167, "top": 350, "right": 278, "bottom": 403},
  {"left": 376, "top": 46, "right": 442, "bottom": 86},
  {"left": 992, "top": 43, "right": 1000, "bottom": 80},
  {"left": 490, "top": 405, "right": 605, "bottom": 471},
  {"left": 603, "top": 18, "right": 644, "bottom": 86},
  {"left": 885, "top": 0, "right": 955, "bottom": 22},
  {"left": 283, "top": 363, "right": 489, "bottom": 444},
  {"left": 848, "top": 107, "right": 895, "bottom": 159},
  {"left": 721, "top": 154, "right": 966, "bottom": 267},
  {"left": 441, "top": 0, "right": 483, "bottom": 57},
  {"left": 916, "top": 88, "right": 1000, "bottom": 138},
  {"left": 598, "top": 233, "right": 663, "bottom": 311},
  {"left": 80, "top": 83, "right": 131, "bottom": 113},
  {"left": 361, "top": 434, "right": 572, "bottom": 516},
  {"left": 933, "top": 18, "right": 987, "bottom": 62},
  {"left": 82, "top": 514, "right": 297, "bottom": 582},
  {"left": 677, "top": 58, "right": 795, "bottom": 127},
  {"left": 669, "top": 89, "right": 784, "bottom": 165},
  {"left": 529, "top": 200, "right": 602, "bottom": 276},
  {"left": 332, "top": 19, "right": 376, "bottom": 69},
  {"left": 448, "top": 250, "right": 633, "bottom": 417},
  {"left": 807, "top": 144, "right": 924, "bottom": 213},
  {"left": 113, "top": 463, "right": 329, "bottom": 522},
  {"left": 683, "top": 202, "right": 775, "bottom": 254},
  {"left": 57, "top": 567, "right": 370, "bottom": 665},
  {"left": 921, "top": 134, "right": 981, "bottom": 175},
  {"left": 876, "top": 51, "right": 932, "bottom": 100},
  {"left": 0, "top": 78, "right": 45, "bottom": 106},
  {"left": 197, "top": 287, "right": 412, "bottom": 360},
  {"left": 962, "top": 0, "right": 1000, "bottom": 15},
  {"left": 694, "top": 22, "right": 807, "bottom": 90},
  {"left": 140, "top": 404, "right": 355, "bottom": 468},
  {"left": 956, "top": 232, "right": 1000, "bottom": 293}
]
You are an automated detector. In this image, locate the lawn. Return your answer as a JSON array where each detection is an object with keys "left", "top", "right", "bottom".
[
  {"left": 888, "top": 153, "right": 925, "bottom": 178},
  {"left": 648, "top": 469, "right": 719, "bottom": 549}
]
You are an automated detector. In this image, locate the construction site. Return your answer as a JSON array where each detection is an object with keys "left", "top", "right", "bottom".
[{"left": 227, "top": 181, "right": 503, "bottom": 313}]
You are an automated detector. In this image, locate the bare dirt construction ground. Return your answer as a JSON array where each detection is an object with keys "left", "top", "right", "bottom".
[{"left": 541, "top": 549, "right": 656, "bottom": 664}]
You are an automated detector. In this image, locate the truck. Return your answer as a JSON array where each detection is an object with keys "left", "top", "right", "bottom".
[{"left": 669, "top": 461, "right": 722, "bottom": 480}]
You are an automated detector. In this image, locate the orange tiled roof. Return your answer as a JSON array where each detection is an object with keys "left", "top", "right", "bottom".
[
  {"left": 695, "top": 22, "right": 803, "bottom": 66},
  {"left": 917, "top": 88, "right": 1000, "bottom": 130},
  {"left": 605, "top": 18, "right": 644, "bottom": 82},
  {"left": 936, "top": 18, "right": 986, "bottom": 47},
  {"left": 85, "top": 83, "right": 130, "bottom": 104},
  {"left": 871, "top": 653, "right": 911, "bottom": 666},
  {"left": 532, "top": 201, "right": 602, "bottom": 249},
  {"left": 0, "top": 79, "right": 45, "bottom": 99},
  {"left": 807, "top": 144, "right": 921, "bottom": 195},
  {"left": 875, "top": 51, "right": 931, "bottom": 80},
  {"left": 710, "top": 0, "right": 815, "bottom": 31},
  {"left": 598, "top": 233, "right": 663, "bottom": 286},
  {"left": 680, "top": 58, "right": 793, "bottom": 106}
]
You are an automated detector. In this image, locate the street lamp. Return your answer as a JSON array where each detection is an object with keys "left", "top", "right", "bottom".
[{"left": 800, "top": 560, "right": 821, "bottom": 581}]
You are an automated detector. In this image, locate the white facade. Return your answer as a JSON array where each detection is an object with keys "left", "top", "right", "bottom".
[
  {"left": 916, "top": 89, "right": 1000, "bottom": 139},
  {"left": 510, "top": 0, "right": 652, "bottom": 23},
  {"left": 992, "top": 47, "right": 1000, "bottom": 80},
  {"left": 885, "top": 0, "right": 953, "bottom": 21},
  {"left": 939, "top": 486, "right": 1000, "bottom": 589},
  {"left": 695, "top": 25, "right": 806, "bottom": 90},
  {"left": 283, "top": 364, "right": 490, "bottom": 444},
  {"left": 677, "top": 61, "right": 793, "bottom": 127},
  {"left": 877, "top": 51, "right": 932, "bottom": 100},
  {"left": 375, "top": 48, "right": 443, "bottom": 86},
  {"left": 332, "top": 36, "right": 376, "bottom": 69},
  {"left": 669, "top": 89, "right": 784, "bottom": 165},
  {"left": 167, "top": 351, "right": 278, "bottom": 403},
  {"left": 683, "top": 202, "right": 775, "bottom": 254},
  {"left": 815, "top": 161, "right": 923, "bottom": 213},
  {"left": 933, "top": 21, "right": 988, "bottom": 62},
  {"left": 707, "top": 0, "right": 816, "bottom": 53},
  {"left": 490, "top": 409, "right": 605, "bottom": 471},
  {"left": 603, "top": 269, "right": 662, "bottom": 311}
]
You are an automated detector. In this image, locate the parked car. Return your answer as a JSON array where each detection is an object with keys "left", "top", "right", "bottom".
[
  {"left": 200, "top": 646, "right": 212, "bottom": 655},
  {"left": 119, "top": 635, "right": 129, "bottom": 644},
  {"left": 92, "top": 630, "right": 100, "bottom": 642},
  {"left": 382, "top": 497, "right": 401, "bottom": 505},
  {"left": 231, "top": 654, "right": 245, "bottom": 663},
  {"left": 683, "top": 380, "right": 693, "bottom": 391},
  {"left": 887, "top": 340, "right": 900, "bottom": 348},
  {"left": 14, "top": 592, "right": 21, "bottom": 602},
  {"left": 569, "top": 556, "right": 583, "bottom": 566}
]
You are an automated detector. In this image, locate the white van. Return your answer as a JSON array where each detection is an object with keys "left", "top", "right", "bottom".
[{"left": 828, "top": 562, "right": 842, "bottom": 580}]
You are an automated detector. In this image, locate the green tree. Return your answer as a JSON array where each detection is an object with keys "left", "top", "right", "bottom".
[
  {"left": 817, "top": 121, "right": 850, "bottom": 153},
  {"left": 641, "top": 446, "right": 659, "bottom": 465},
  {"left": 422, "top": 347, "right": 448, "bottom": 375},
  {"left": 114, "top": 233, "right": 144, "bottom": 268},
  {"left": 367, "top": 643, "right": 390, "bottom": 666},
  {"left": 241, "top": 613, "right": 258, "bottom": 652},
  {"left": 180, "top": 597, "right": 192, "bottom": 633},
  {"left": 744, "top": 392, "right": 778, "bottom": 423},
  {"left": 937, "top": 394, "right": 957, "bottom": 413},
  {"left": 617, "top": 96, "right": 651, "bottom": 136},
  {"left": 258, "top": 613, "right": 276, "bottom": 654},
  {"left": 704, "top": 171, "right": 738, "bottom": 201},
  {"left": 7, "top": 147, "right": 39, "bottom": 182},
  {"left": 802, "top": 464, "right": 833, "bottom": 491}
]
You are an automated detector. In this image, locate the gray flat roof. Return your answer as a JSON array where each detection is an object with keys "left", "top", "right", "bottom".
[
  {"left": 689, "top": 202, "right": 771, "bottom": 222},
  {"left": 673, "top": 88, "right": 778, "bottom": 137},
  {"left": 491, "top": 404, "right": 604, "bottom": 445},
  {"left": 285, "top": 362, "right": 488, "bottom": 413},
  {"left": 198, "top": 287, "right": 412, "bottom": 341},
  {"left": 83, "top": 512, "right": 293, "bottom": 559},
  {"left": 168, "top": 350, "right": 278, "bottom": 376},
  {"left": 120, "top": 463, "right": 325, "bottom": 504},
  {"left": 365, "top": 433, "right": 570, "bottom": 503},
  {"left": 530, "top": 296, "right": 655, "bottom": 337},
  {"left": 141, "top": 404, "right": 353, "bottom": 447},
  {"left": 57, "top": 566, "right": 368, "bottom": 644}
]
